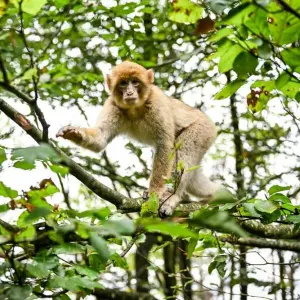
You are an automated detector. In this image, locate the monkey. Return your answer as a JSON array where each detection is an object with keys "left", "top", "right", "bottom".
[{"left": 56, "top": 61, "right": 221, "bottom": 216}]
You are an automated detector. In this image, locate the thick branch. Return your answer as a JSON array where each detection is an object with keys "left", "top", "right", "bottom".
[
  {"left": 240, "top": 219, "right": 300, "bottom": 239},
  {"left": 222, "top": 237, "right": 300, "bottom": 253},
  {"left": 0, "top": 82, "right": 49, "bottom": 141}
]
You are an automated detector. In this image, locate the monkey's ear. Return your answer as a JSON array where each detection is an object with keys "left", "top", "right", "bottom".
[
  {"left": 106, "top": 75, "right": 112, "bottom": 91},
  {"left": 147, "top": 69, "right": 154, "bottom": 84}
]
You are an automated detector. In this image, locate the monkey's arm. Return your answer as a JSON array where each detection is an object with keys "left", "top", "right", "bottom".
[
  {"left": 148, "top": 138, "right": 174, "bottom": 198},
  {"left": 56, "top": 99, "right": 121, "bottom": 152}
]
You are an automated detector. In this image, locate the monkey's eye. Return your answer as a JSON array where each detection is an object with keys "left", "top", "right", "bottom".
[
  {"left": 119, "top": 80, "right": 127, "bottom": 88},
  {"left": 131, "top": 79, "right": 139, "bottom": 86}
]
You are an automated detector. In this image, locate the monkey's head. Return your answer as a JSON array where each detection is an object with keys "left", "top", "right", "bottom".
[{"left": 106, "top": 61, "right": 154, "bottom": 109}]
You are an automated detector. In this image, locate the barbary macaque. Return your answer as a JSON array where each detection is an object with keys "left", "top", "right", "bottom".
[{"left": 57, "top": 61, "right": 221, "bottom": 215}]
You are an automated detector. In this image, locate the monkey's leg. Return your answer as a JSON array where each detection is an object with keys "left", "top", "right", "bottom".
[
  {"left": 186, "top": 169, "right": 221, "bottom": 198},
  {"left": 159, "top": 121, "right": 216, "bottom": 216}
]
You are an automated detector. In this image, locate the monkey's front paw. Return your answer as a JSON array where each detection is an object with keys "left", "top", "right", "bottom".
[
  {"left": 159, "top": 195, "right": 179, "bottom": 217},
  {"left": 56, "top": 126, "right": 83, "bottom": 143}
]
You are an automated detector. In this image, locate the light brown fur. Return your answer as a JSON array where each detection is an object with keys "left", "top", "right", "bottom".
[{"left": 57, "top": 61, "right": 220, "bottom": 215}]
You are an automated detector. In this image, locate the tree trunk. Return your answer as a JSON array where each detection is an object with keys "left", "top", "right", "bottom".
[
  {"left": 178, "top": 239, "right": 192, "bottom": 300},
  {"left": 135, "top": 233, "right": 157, "bottom": 293}
]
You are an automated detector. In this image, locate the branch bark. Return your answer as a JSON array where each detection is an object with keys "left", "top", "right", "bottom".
[
  {"left": 240, "top": 219, "right": 300, "bottom": 239},
  {"left": 222, "top": 237, "right": 300, "bottom": 252}
]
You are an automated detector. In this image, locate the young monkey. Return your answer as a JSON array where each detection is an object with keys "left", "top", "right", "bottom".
[{"left": 56, "top": 61, "right": 221, "bottom": 216}]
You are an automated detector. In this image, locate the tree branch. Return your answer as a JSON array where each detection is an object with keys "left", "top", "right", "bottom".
[
  {"left": 222, "top": 237, "right": 300, "bottom": 253},
  {"left": 0, "top": 82, "right": 49, "bottom": 142},
  {"left": 240, "top": 219, "right": 300, "bottom": 239}
]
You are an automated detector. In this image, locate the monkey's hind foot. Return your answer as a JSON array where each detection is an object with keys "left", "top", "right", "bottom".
[{"left": 159, "top": 194, "right": 179, "bottom": 217}]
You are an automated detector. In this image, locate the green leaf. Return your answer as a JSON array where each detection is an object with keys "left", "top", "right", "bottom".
[
  {"left": 94, "top": 217, "right": 135, "bottom": 237},
  {"left": 281, "top": 48, "right": 300, "bottom": 72},
  {"left": 6, "top": 285, "right": 32, "bottom": 300},
  {"left": 141, "top": 193, "right": 159, "bottom": 217},
  {"left": 268, "top": 1, "right": 300, "bottom": 45},
  {"left": 257, "top": 41, "right": 272, "bottom": 59},
  {"left": 17, "top": 211, "right": 31, "bottom": 227},
  {"left": 243, "top": 6, "right": 270, "bottom": 38},
  {"left": 208, "top": 255, "right": 227, "bottom": 277},
  {"left": 21, "top": 0, "right": 47, "bottom": 15},
  {"left": 13, "top": 160, "right": 35, "bottom": 170},
  {"left": 0, "top": 204, "right": 9, "bottom": 212},
  {"left": 268, "top": 185, "right": 291, "bottom": 195},
  {"left": 27, "top": 262, "right": 49, "bottom": 278},
  {"left": 25, "top": 207, "right": 52, "bottom": 222},
  {"left": 168, "top": 0, "right": 203, "bottom": 24},
  {"left": 276, "top": 74, "right": 300, "bottom": 100},
  {"left": 142, "top": 219, "right": 198, "bottom": 238},
  {"left": 191, "top": 208, "right": 246, "bottom": 236},
  {"left": 55, "top": 0, "right": 69, "bottom": 8},
  {"left": 215, "top": 79, "right": 244, "bottom": 100},
  {"left": 34, "top": 255, "right": 59, "bottom": 270},
  {"left": 187, "top": 238, "right": 198, "bottom": 258},
  {"left": 48, "top": 230, "right": 64, "bottom": 244},
  {"left": 28, "top": 184, "right": 59, "bottom": 200},
  {"left": 0, "top": 148, "right": 6, "bottom": 165},
  {"left": 233, "top": 51, "right": 258, "bottom": 77},
  {"left": 89, "top": 233, "right": 110, "bottom": 263},
  {"left": 219, "top": 202, "right": 237, "bottom": 211},
  {"left": 269, "top": 193, "right": 290, "bottom": 204},
  {"left": 49, "top": 275, "right": 103, "bottom": 292},
  {"left": 242, "top": 203, "right": 261, "bottom": 217},
  {"left": 50, "top": 164, "right": 69, "bottom": 177},
  {"left": 21, "top": 67, "right": 37, "bottom": 81},
  {"left": 219, "top": 44, "right": 244, "bottom": 73},
  {"left": 110, "top": 253, "right": 129, "bottom": 269},
  {"left": 254, "top": 200, "right": 278, "bottom": 214},
  {"left": 88, "top": 254, "right": 106, "bottom": 271},
  {"left": 286, "top": 215, "right": 300, "bottom": 224},
  {"left": 196, "top": 232, "right": 219, "bottom": 250},
  {"left": 74, "top": 265, "right": 99, "bottom": 279},
  {"left": 0, "top": 181, "right": 18, "bottom": 198},
  {"left": 53, "top": 243, "right": 86, "bottom": 254},
  {"left": 209, "top": 188, "right": 236, "bottom": 205},
  {"left": 247, "top": 80, "right": 275, "bottom": 112},
  {"left": 221, "top": 3, "right": 256, "bottom": 25},
  {"left": 209, "top": 28, "right": 234, "bottom": 42},
  {"left": 12, "top": 144, "right": 60, "bottom": 164},
  {"left": 186, "top": 165, "right": 201, "bottom": 172},
  {"left": 15, "top": 225, "right": 36, "bottom": 241},
  {"left": 76, "top": 207, "right": 111, "bottom": 220}
]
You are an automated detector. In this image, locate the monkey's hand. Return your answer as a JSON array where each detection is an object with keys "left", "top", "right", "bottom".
[{"left": 56, "top": 126, "right": 84, "bottom": 143}]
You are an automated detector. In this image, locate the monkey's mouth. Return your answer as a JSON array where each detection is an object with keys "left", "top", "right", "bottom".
[{"left": 124, "top": 97, "right": 138, "bottom": 104}]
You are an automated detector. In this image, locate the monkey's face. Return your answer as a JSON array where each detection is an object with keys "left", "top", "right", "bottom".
[
  {"left": 117, "top": 78, "right": 140, "bottom": 105},
  {"left": 107, "top": 61, "right": 154, "bottom": 109}
]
